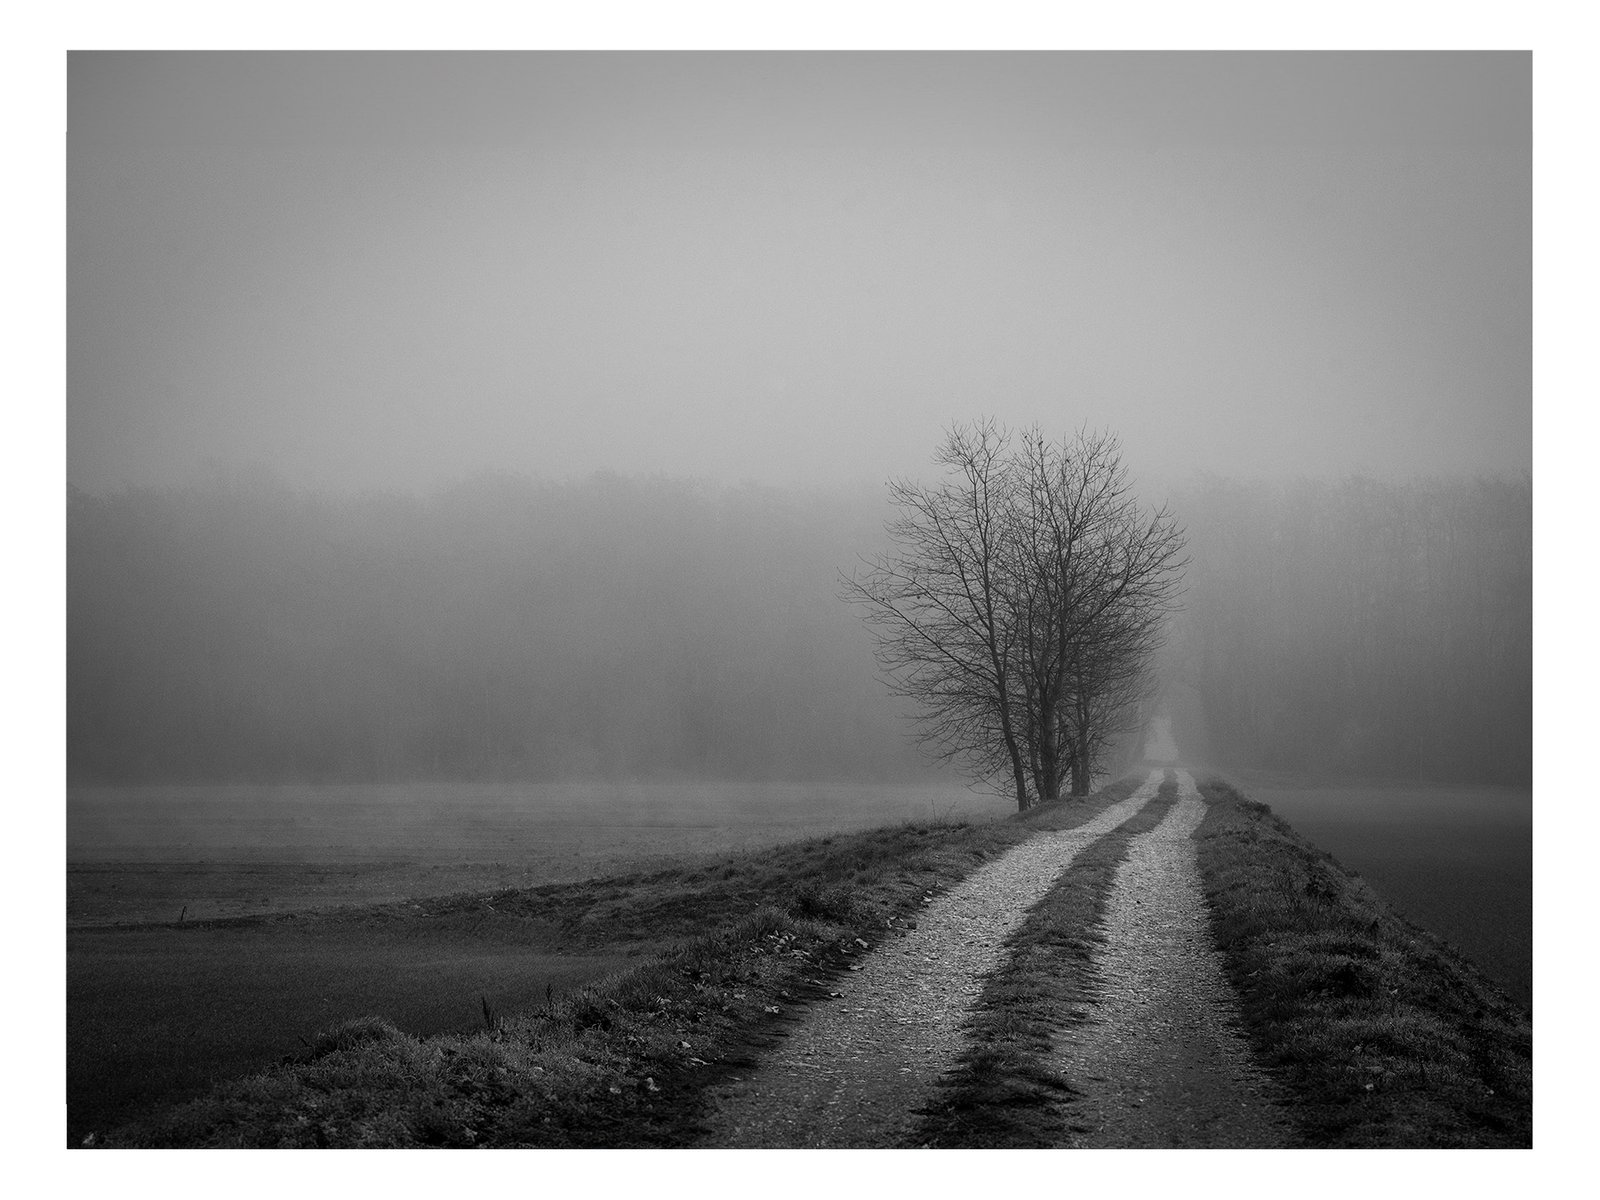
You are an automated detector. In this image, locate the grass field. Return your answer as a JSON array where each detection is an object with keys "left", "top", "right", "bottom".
[{"left": 68, "top": 780, "right": 1010, "bottom": 925}]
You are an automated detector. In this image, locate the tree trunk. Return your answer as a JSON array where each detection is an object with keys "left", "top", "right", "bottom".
[
  {"left": 1068, "top": 723, "right": 1094, "bottom": 800},
  {"left": 1037, "top": 708, "right": 1062, "bottom": 802},
  {"left": 1024, "top": 700, "right": 1043, "bottom": 804},
  {"left": 1004, "top": 726, "right": 1030, "bottom": 811},
  {"left": 996, "top": 690, "right": 1031, "bottom": 811},
  {"left": 1069, "top": 755, "right": 1092, "bottom": 797}
]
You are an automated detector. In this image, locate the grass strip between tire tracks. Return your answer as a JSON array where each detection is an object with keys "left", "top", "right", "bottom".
[
  {"left": 90, "top": 777, "right": 1143, "bottom": 1148},
  {"left": 1193, "top": 777, "right": 1531, "bottom": 1148},
  {"left": 911, "top": 772, "right": 1179, "bottom": 1147}
]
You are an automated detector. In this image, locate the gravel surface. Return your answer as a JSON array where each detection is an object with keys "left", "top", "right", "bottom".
[
  {"left": 697, "top": 769, "right": 1166, "bottom": 1148},
  {"left": 1049, "top": 769, "right": 1293, "bottom": 1147}
]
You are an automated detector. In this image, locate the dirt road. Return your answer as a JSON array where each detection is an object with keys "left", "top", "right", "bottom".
[
  {"left": 1048, "top": 769, "right": 1290, "bottom": 1146},
  {"left": 697, "top": 770, "right": 1165, "bottom": 1147},
  {"left": 696, "top": 767, "right": 1289, "bottom": 1148}
]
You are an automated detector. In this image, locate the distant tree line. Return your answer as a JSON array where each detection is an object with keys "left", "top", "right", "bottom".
[
  {"left": 67, "top": 465, "right": 1531, "bottom": 788},
  {"left": 67, "top": 472, "right": 930, "bottom": 784},
  {"left": 842, "top": 423, "right": 1186, "bottom": 809},
  {"left": 1173, "top": 474, "right": 1531, "bottom": 784}
]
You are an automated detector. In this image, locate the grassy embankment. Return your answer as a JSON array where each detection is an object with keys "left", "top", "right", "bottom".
[
  {"left": 1225, "top": 773, "right": 1532, "bottom": 1009},
  {"left": 91, "top": 778, "right": 1144, "bottom": 1148},
  {"left": 1192, "top": 777, "right": 1531, "bottom": 1148}
]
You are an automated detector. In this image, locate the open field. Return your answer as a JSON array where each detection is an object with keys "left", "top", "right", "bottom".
[
  {"left": 1228, "top": 771, "right": 1531, "bottom": 1009},
  {"left": 68, "top": 780, "right": 1009, "bottom": 925}
]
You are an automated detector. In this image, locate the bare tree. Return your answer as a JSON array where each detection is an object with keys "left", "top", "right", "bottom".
[
  {"left": 840, "top": 420, "right": 1033, "bottom": 809},
  {"left": 843, "top": 421, "right": 1186, "bottom": 809}
]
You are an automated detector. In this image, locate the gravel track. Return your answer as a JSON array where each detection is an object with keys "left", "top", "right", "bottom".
[
  {"left": 1049, "top": 769, "right": 1292, "bottom": 1147},
  {"left": 696, "top": 769, "right": 1166, "bottom": 1148}
]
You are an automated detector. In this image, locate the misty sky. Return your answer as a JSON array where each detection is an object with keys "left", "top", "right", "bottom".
[{"left": 67, "top": 52, "right": 1530, "bottom": 494}]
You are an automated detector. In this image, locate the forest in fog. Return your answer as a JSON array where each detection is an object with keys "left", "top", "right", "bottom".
[
  {"left": 1175, "top": 474, "right": 1531, "bottom": 783},
  {"left": 67, "top": 469, "right": 1531, "bottom": 787},
  {"left": 68, "top": 473, "right": 918, "bottom": 783}
]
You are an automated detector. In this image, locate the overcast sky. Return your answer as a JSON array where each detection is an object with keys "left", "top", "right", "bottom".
[{"left": 67, "top": 51, "right": 1530, "bottom": 495}]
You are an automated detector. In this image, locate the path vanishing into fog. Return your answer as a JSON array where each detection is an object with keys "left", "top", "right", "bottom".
[
  {"left": 696, "top": 767, "right": 1289, "bottom": 1148},
  {"left": 1048, "top": 770, "right": 1289, "bottom": 1147}
]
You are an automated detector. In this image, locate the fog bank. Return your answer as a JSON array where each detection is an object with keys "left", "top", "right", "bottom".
[{"left": 69, "top": 468, "right": 1530, "bottom": 787}]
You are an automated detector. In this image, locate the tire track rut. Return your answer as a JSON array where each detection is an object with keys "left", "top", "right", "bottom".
[
  {"left": 1048, "top": 768, "right": 1292, "bottom": 1146},
  {"left": 697, "top": 769, "right": 1167, "bottom": 1148}
]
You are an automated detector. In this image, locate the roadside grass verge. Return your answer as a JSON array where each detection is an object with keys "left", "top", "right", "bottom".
[
  {"left": 911, "top": 774, "right": 1179, "bottom": 1147},
  {"left": 1193, "top": 777, "right": 1531, "bottom": 1148},
  {"left": 91, "top": 777, "right": 1143, "bottom": 1148}
]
